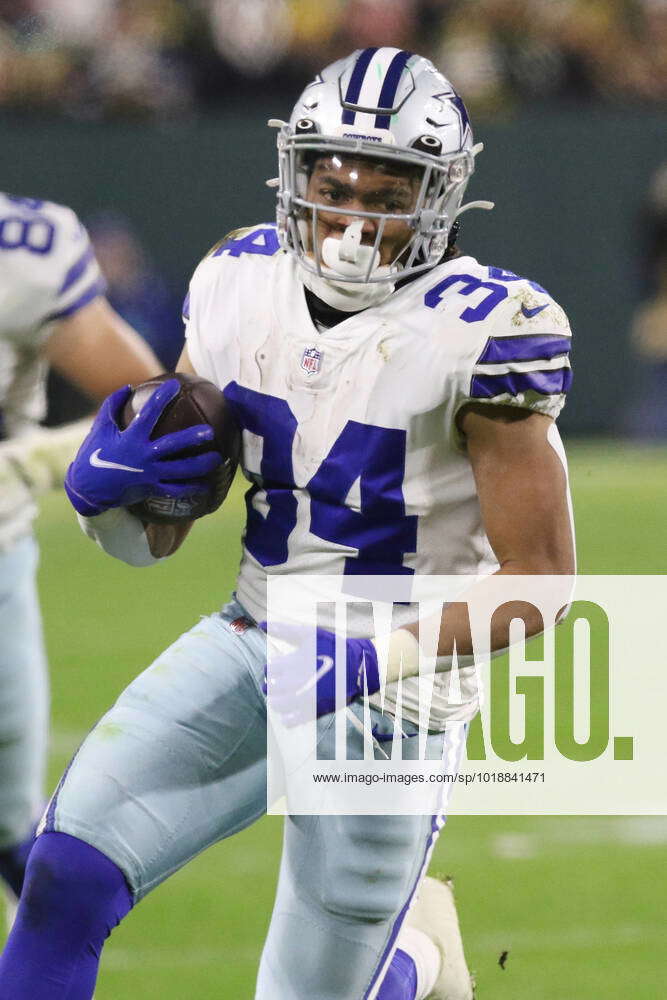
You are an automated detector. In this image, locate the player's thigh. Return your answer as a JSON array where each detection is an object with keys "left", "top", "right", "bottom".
[
  {"left": 42, "top": 601, "right": 268, "bottom": 899},
  {"left": 0, "top": 535, "right": 48, "bottom": 846}
]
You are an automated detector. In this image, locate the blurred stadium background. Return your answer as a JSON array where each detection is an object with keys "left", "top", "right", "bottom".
[{"left": 2, "top": 1, "right": 666, "bottom": 997}]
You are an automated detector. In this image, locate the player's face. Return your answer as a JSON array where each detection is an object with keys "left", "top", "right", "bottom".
[{"left": 303, "top": 155, "right": 422, "bottom": 267}]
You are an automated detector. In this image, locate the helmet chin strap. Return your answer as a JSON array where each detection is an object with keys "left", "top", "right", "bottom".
[{"left": 298, "top": 220, "right": 397, "bottom": 312}]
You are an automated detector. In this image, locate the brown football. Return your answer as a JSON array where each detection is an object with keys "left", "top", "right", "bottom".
[{"left": 119, "top": 372, "right": 241, "bottom": 525}]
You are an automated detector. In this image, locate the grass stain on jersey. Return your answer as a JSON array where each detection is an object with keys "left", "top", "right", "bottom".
[{"left": 377, "top": 340, "right": 391, "bottom": 362}]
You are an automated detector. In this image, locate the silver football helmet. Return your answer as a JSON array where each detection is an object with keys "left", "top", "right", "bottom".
[{"left": 269, "top": 47, "right": 492, "bottom": 292}]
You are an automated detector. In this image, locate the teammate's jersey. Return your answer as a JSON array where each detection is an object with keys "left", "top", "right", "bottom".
[
  {"left": 185, "top": 224, "right": 573, "bottom": 727},
  {"left": 0, "top": 193, "right": 106, "bottom": 546}
]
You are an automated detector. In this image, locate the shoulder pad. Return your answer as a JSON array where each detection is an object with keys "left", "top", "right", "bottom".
[{"left": 205, "top": 224, "right": 280, "bottom": 262}]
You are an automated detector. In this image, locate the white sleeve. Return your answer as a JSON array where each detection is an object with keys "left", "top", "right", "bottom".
[
  {"left": 45, "top": 212, "right": 107, "bottom": 323},
  {"left": 0, "top": 196, "right": 107, "bottom": 349},
  {"left": 182, "top": 258, "right": 220, "bottom": 383},
  {"left": 77, "top": 508, "right": 162, "bottom": 567}
]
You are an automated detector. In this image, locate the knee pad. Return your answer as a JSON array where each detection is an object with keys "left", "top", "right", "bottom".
[{"left": 320, "top": 817, "right": 423, "bottom": 923}]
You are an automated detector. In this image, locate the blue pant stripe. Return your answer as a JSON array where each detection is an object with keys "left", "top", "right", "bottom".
[
  {"left": 364, "top": 722, "right": 466, "bottom": 999},
  {"left": 363, "top": 811, "right": 444, "bottom": 999},
  {"left": 42, "top": 745, "right": 80, "bottom": 832}
]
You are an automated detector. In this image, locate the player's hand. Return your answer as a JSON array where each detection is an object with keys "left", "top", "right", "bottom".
[
  {"left": 261, "top": 623, "right": 381, "bottom": 726},
  {"left": 64, "top": 380, "right": 222, "bottom": 517}
]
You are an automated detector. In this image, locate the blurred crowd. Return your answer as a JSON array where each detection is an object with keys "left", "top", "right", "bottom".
[{"left": 0, "top": 0, "right": 665, "bottom": 120}]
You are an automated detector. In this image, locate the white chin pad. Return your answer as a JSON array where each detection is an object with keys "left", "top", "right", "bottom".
[{"left": 322, "top": 220, "right": 380, "bottom": 277}]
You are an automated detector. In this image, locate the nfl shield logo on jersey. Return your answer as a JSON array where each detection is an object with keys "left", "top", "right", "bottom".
[{"left": 301, "top": 346, "right": 322, "bottom": 375}]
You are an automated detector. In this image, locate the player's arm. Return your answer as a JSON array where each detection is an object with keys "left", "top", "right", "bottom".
[
  {"left": 265, "top": 406, "right": 575, "bottom": 722},
  {"left": 68, "top": 272, "right": 216, "bottom": 564},
  {"left": 1, "top": 296, "right": 161, "bottom": 500},
  {"left": 42, "top": 295, "right": 161, "bottom": 399},
  {"left": 1, "top": 195, "right": 163, "bottom": 499},
  {"left": 69, "top": 343, "right": 217, "bottom": 563},
  {"left": 395, "top": 404, "right": 575, "bottom": 668},
  {"left": 65, "top": 377, "right": 220, "bottom": 565},
  {"left": 135, "top": 345, "right": 200, "bottom": 557},
  {"left": 45, "top": 296, "right": 184, "bottom": 558},
  {"left": 461, "top": 404, "right": 574, "bottom": 576},
  {"left": 145, "top": 345, "right": 198, "bottom": 554}
]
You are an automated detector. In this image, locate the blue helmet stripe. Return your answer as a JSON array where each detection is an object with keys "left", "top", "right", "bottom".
[
  {"left": 341, "top": 47, "right": 378, "bottom": 125},
  {"left": 374, "top": 50, "right": 412, "bottom": 128}
]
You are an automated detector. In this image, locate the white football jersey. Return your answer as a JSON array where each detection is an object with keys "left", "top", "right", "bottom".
[
  {"left": 0, "top": 193, "right": 106, "bottom": 546},
  {"left": 185, "top": 224, "right": 573, "bottom": 727}
]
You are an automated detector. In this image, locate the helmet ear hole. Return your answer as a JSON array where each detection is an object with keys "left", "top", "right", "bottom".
[
  {"left": 295, "top": 118, "right": 318, "bottom": 134},
  {"left": 412, "top": 134, "right": 442, "bottom": 156}
]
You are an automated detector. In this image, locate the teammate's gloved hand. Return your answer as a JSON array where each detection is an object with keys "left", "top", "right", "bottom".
[
  {"left": 64, "top": 380, "right": 222, "bottom": 517},
  {"left": 261, "top": 624, "right": 381, "bottom": 726}
]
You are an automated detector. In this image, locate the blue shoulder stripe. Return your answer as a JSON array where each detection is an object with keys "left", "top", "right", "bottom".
[
  {"left": 477, "top": 333, "right": 571, "bottom": 365},
  {"left": 471, "top": 368, "right": 573, "bottom": 399}
]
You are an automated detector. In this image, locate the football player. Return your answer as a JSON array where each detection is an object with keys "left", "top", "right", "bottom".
[
  {"left": 0, "top": 192, "right": 168, "bottom": 920},
  {"left": 0, "top": 49, "right": 575, "bottom": 1000}
]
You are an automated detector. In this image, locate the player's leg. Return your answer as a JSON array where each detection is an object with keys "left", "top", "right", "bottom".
[
  {"left": 0, "top": 832, "right": 133, "bottom": 999},
  {"left": 255, "top": 716, "right": 471, "bottom": 1000},
  {"left": 0, "top": 602, "right": 268, "bottom": 999},
  {"left": 256, "top": 810, "right": 439, "bottom": 1000},
  {"left": 0, "top": 536, "right": 48, "bottom": 903},
  {"left": 390, "top": 875, "right": 474, "bottom": 1000}
]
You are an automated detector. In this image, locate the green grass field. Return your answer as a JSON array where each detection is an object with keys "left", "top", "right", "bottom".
[{"left": 10, "top": 442, "right": 667, "bottom": 998}]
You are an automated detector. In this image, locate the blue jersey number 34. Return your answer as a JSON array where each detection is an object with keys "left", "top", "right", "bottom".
[{"left": 224, "top": 382, "right": 417, "bottom": 577}]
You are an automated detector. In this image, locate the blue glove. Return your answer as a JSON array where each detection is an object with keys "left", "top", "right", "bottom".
[
  {"left": 262, "top": 623, "right": 381, "bottom": 726},
  {"left": 64, "top": 380, "right": 222, "bottom": 517}
]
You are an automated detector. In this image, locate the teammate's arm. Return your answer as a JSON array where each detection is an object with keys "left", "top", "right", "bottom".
[
  {"left": 175, "top": 344, "right": 197, "bottom": 375},
  {"left": 42, "top": 295, "right": 160, "bottom": 399},
  {"left": 0, "top": 295, "right": 161, "bottom": 500}
]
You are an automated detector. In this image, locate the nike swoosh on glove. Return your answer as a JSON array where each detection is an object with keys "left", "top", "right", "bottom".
[
  {"left": 261, "top": 623, "right": 381, "bottom": 726},
  {"left": 64, "top": 380, "right": 222, "bottom": 517}
]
